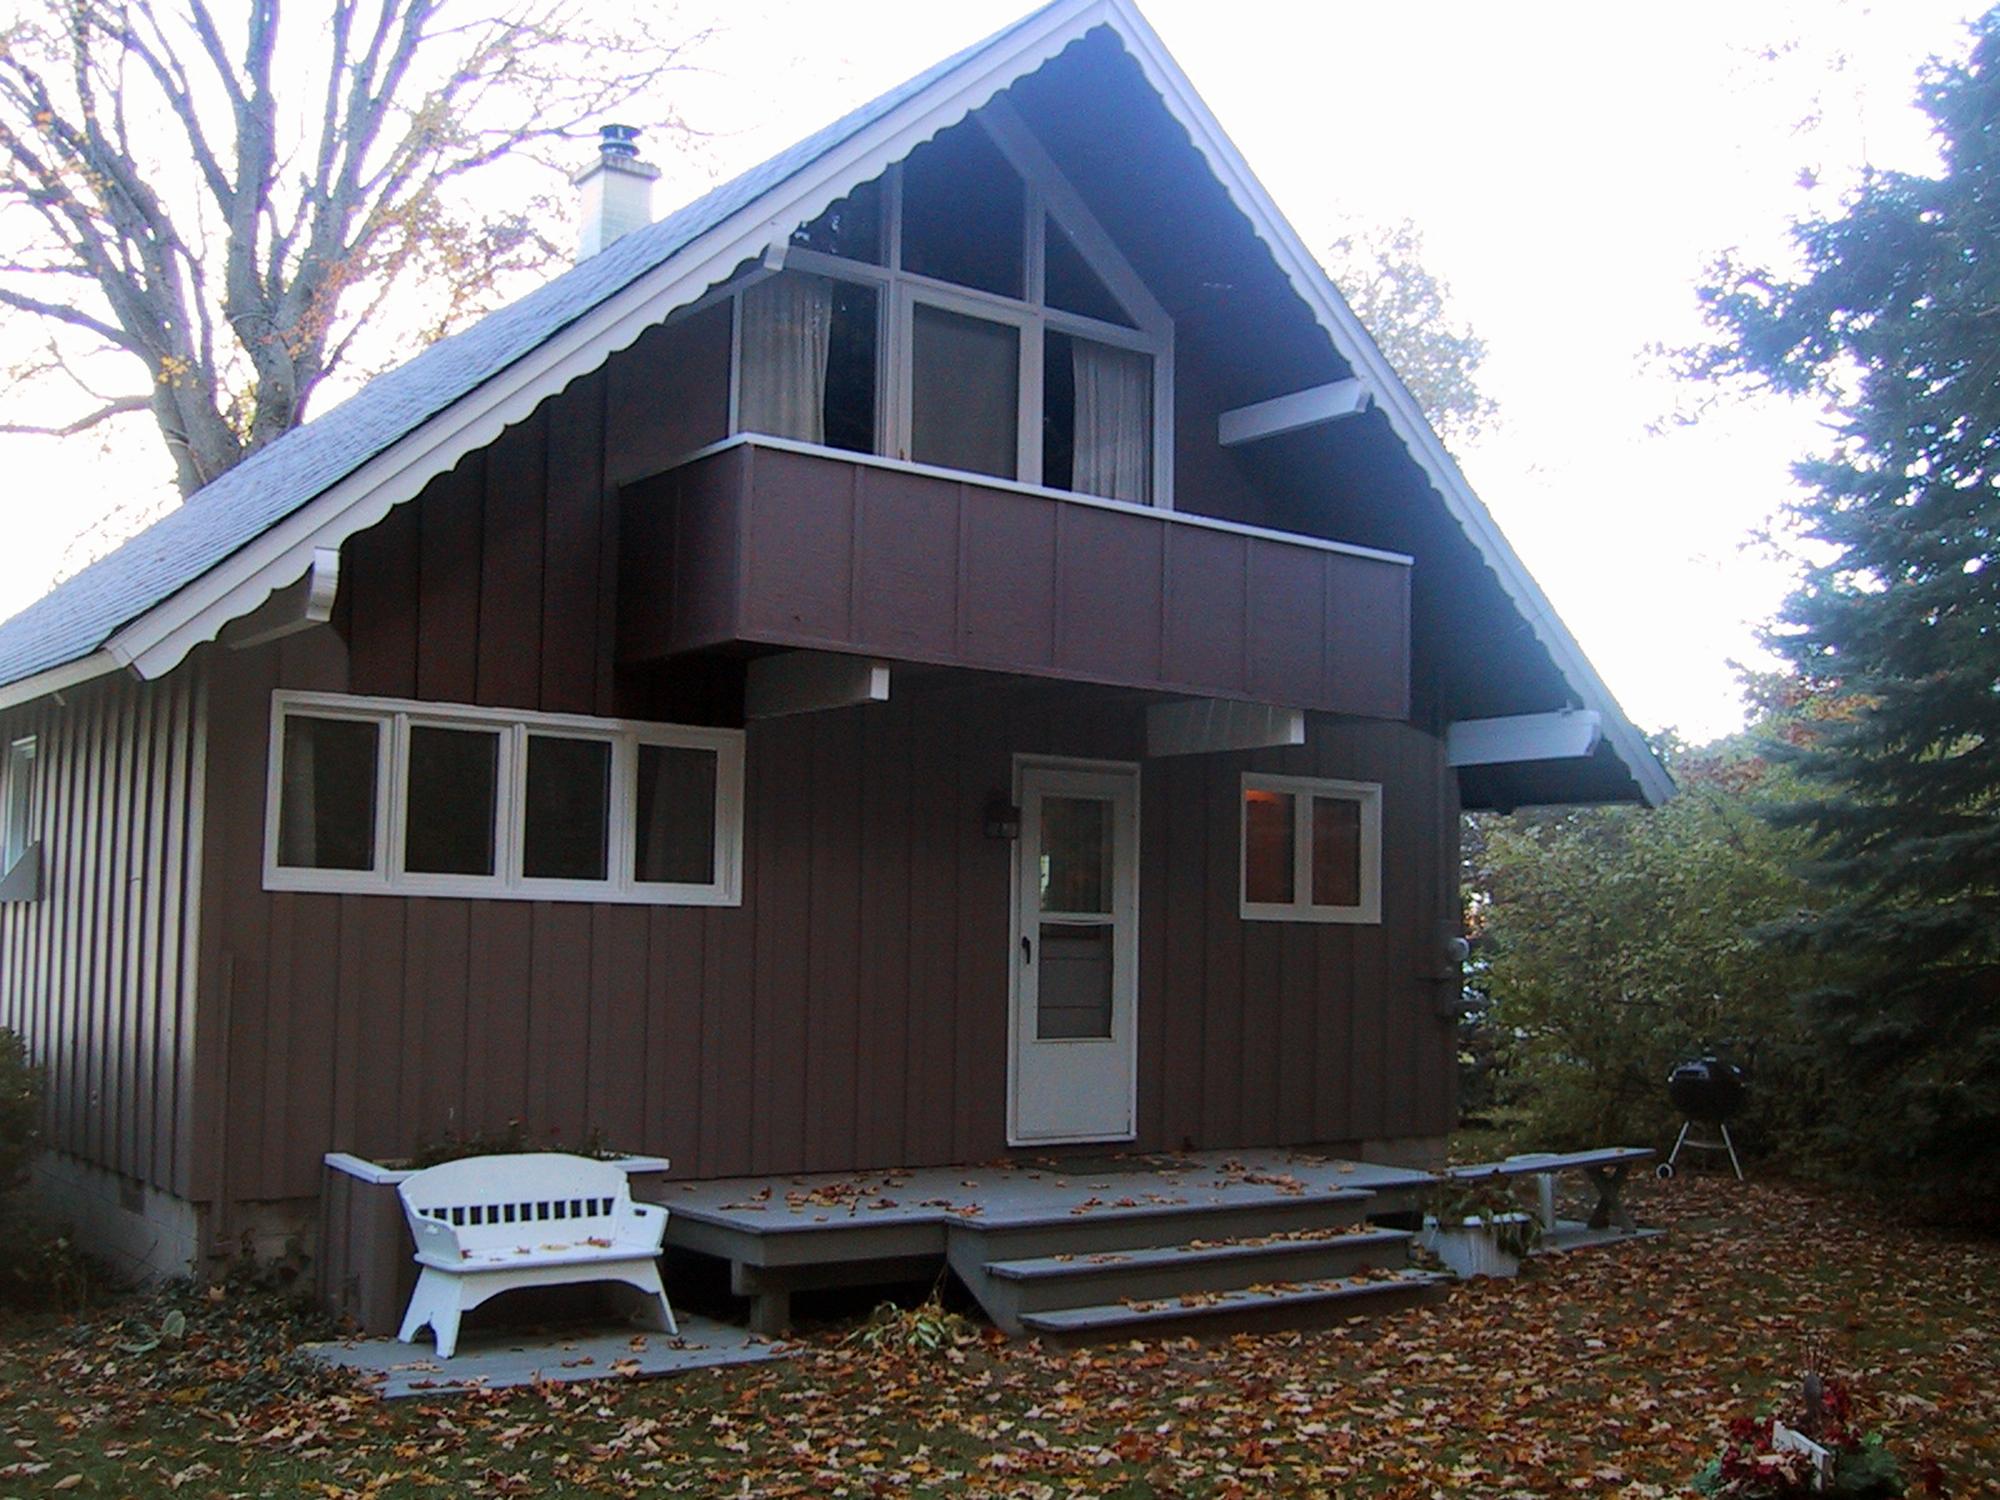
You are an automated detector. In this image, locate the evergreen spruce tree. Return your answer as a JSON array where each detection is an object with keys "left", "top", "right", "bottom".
[{"left": 1698, "top": 10, "right": 2000, "bottom": 1210}]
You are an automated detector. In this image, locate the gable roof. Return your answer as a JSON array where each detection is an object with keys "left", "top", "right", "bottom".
[{"left": 0, "top": 0, "right": 1671, "bottom": 806}]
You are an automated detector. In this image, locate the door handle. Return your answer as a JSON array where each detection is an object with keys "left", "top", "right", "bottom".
[{"left": 1021, "top": 934, "right": 1032, "bottom": 965}]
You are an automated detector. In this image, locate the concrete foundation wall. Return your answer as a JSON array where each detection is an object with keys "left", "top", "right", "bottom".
[{"left": 30, "top": 1150, "right": 201, "bottom": 1284}]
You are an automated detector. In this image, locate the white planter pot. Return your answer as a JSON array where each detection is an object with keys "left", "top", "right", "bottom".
[{"left": 1424, "top": 1213, "right": 1529, "bottom": 1279}]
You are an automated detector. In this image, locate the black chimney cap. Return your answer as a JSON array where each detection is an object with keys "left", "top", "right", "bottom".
[{"left": 599, "top": 123, "right": 641, "bottom": 159}]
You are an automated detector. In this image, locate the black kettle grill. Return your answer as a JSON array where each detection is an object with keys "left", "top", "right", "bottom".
[{"left": 1658, "top": 1052, "right": 1746, "bottom": 1180}]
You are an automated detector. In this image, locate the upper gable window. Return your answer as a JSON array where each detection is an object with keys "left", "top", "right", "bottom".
[
  {"left": 900, "top": 120, "right": 1025, "bottom": 300},
  {"left": 731, "top": 105, "right": 1173, "bottom": 508},
  {"left": 1045, "top": 217, "right": 1134, "bottom": 328},
  {"left": 791, "top": 179, "right": 884, "bottom": 265}
]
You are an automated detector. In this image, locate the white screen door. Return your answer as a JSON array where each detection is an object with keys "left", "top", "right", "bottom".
[{"left": 1010, "top": 760, "right": 1139, "bottom": 1143}]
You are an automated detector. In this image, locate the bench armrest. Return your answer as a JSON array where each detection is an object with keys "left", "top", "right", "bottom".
[
  {"left": 625, "top": 1201, "right": 668, "bottom": 1252},
  {"left": 409, "top": 1212, "right": 464, "bottom": 1261}
]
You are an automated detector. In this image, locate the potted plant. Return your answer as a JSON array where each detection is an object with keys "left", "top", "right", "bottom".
[
  {"left": 1421, "top": 1172, "right": 1542, "bottom": 1279},
  {"left": 1691, "top": 1358, "right": 1927, "bottom": 1498}
]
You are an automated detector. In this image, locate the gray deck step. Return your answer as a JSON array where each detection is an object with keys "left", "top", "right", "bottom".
[
  {"left": 1015, "top": 1268, "right": 1450, "bottom": 1344},
  {"left": 981, "top": 1226, "right": 1412, "bottom": 1318},
  {"left": 948, "top": 1186, "right": 1376, "bottom": 1263}
]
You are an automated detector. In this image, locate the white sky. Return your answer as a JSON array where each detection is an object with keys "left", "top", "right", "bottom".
[{"left": 0, "top": 0, "right": 1982, "bottom": 742}]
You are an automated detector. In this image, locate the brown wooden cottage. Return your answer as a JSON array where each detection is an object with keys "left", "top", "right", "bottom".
[{"left": 0, "top": 0, "right": 1669, "bottom": 1322}]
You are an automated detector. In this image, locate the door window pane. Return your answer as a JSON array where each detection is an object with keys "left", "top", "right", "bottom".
[
  {"left": 405, "top": 726, "right": 499, "bottom": 876},
  {"left": 1312, "top": 796, "right": 1363, "bottom": 908},
  {"left": 278, "top": 715, "right": 379, "bottom": 871},
  {"left": 1039, "top": 795, "right": 1111, "bottom": 914},
  {"left": 634, "top": 743, "right": 718, "bottom": 885},
  {"left": 900, "top": 119, "right": 1023, "bottom": 298},
  {"left": 1036, "top": 923, "right": 1113, "bottom": 1039},
  {"left": 523, "top": 734, "right": 612, "bottom": 881},
  {"left": 1243, "top": 788, "right": 1295, "bottom": 904},
  {"left": 911, "top": 304, "right": 1019, "bottom": 479}
]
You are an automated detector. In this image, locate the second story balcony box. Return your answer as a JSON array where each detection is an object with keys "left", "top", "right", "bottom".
[{"left": 617, "top": 436, "right": 1412, "bottom": 719}]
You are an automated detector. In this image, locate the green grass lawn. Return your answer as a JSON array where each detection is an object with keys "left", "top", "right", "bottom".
[{"left": 0, "top": 1173, "right": 1991, "bottom": 1497}]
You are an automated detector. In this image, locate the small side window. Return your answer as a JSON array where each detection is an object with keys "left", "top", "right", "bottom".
[
  {"left": 1239, "top": 773, "right": 1381, "bottom": 924},
  {"left": 2, "top": 736, "right": 37, "bottom": 873}
]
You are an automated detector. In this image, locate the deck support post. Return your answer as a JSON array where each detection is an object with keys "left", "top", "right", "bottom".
[{"left": 731, "top": 1263, "right": 792, "bottom": 1336}]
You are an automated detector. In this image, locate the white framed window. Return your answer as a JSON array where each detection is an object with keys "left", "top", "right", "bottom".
[
  {"left": 1239, "top": 773, "right": 1382, "bottom": 925},
  {"left": 264, "top": 691, "right": 744, "bottom": 906},
  {"left": 2, "top": 735, "right": 37, "bottom": 873},
  {"left": 729, "top": 105, "right": 1176, "bottom": 508}
]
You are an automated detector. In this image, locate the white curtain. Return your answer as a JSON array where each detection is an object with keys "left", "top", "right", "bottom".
[
  {"left": 1071, "top": 338, "right": 1151, "bottom": 504},
  {"left": 739, "top": 272, "right": 834, "bottom": 444}
]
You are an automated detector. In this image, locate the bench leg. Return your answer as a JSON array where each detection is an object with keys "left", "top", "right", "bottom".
[
  {"left": 398, "top": 1268, "right": 466, "bottom": 1360},
  {"left": 1584, "top": 1164, "right": 1636, "bottom": 1232},
  {"left": 622, "top": 1262, "right": 679, "bottom": 1338}
]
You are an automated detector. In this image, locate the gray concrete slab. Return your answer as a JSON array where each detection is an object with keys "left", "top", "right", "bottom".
[
  {"left": 1536, "top": 1221, "right": 1667, "bottom": 1255},
  {"left": 302, "top": 1313, "right": 789, "bottom": 1398},
  {"left": 661, "top": 1149, "right": 1434, "bottom": 1238}
]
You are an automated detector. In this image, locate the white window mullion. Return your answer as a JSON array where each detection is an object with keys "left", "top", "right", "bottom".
[
  {"left": 1025, "top": 182, "right": 1046, "bottom": 308},
  {"left": 1292, "top": 795, "right": 1313, "bottom": 914},
  {"left": 500, "top": 723, "right": 526, "bottom": 889},
  {"left": 385, "top": 711, "right": 411, "bottom": 882},
  {"left": 609, "top": 732, "right": 635, "bottom": 897},
  {"left": 1019, "top": 309, "right": 1043, "bottom": 487},
  {"left": 727, "top": 290, "right": 744, "bottom": 436}
]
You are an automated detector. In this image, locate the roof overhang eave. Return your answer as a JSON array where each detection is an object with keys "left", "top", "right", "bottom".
[
  {"left": 15, "top": 0, "right": 1672, "bottom": 815},
  {"left": 76, "top": 0, "right": 1122, "bottom": 694}
]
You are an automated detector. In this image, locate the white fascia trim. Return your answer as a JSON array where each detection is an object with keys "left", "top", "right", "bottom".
[
  {"left": 1097, "top": 0, "right": 1674, "bottom": 809},
  {"left": 0, "top": 650, "right": 123, "bottom": 714},
  {"left": 96, "top": 0, "right": 1119, "bottom": 687}
]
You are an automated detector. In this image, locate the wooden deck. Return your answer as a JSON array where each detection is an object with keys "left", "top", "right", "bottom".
[{"left": 660, "top": 1150, "right": 1441, "bottom": 1340}]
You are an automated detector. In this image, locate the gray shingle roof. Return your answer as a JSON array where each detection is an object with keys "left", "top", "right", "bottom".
[{"left": 0, "top": 6, "right": 1057, "bottom": 691}]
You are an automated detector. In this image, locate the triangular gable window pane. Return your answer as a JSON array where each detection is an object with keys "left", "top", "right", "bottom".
[
  {"left": 902, "top": 119, "right": 1024, "bottom": 299},
  {"left": 791, "top": 178, "right": 885, "bottom": 265},
  {"left": 1045, "top": 217, "right": 1134, "bottom": 328}
]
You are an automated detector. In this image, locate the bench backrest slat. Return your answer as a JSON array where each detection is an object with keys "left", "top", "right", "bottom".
[{"left": 397, "top": 1154, "right": 633, "bottom": 1252}]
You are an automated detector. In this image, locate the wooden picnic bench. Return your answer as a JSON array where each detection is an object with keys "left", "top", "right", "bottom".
[
  {"left": 395, "top": 1153, "right": 677, "bottom": 1360},
  {"left": 1447, "top": 1146, "right": 1655, "bottom": 1236}
]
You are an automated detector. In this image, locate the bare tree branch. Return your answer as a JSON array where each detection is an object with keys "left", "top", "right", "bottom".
[
  {"left": 0, "top": 0, "right": 709, "bottom": 497},
  {"left": 0, "top": 393, "right": 150, "bottom": 436}
]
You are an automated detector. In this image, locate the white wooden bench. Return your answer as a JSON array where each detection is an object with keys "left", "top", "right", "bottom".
[
  {"left": 1447, "top": 1146, "right": 1655, "bottom": 1235},
  {"left": 395, "top": 1153, "right": 677, "bottom": 1359}
]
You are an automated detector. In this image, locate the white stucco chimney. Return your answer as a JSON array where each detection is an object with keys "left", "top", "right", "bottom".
[{"left": 574, "top": 124, "right": 660, "bottom": 261}]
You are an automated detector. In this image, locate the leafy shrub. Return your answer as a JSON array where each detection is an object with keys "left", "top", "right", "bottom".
[
  {"left": 1472, "top": 726, "right": 1833, "bottom": 1164},
  {"left": 0, "top": 1028, "right": 100, "bottom": 1313},
  {"left": 843, "top": 1296, "right": 976, "bottom": 1357},
  {"left": 0, "top": 1225, "right": 99, "bottom": 1314},
  {"left": 0, "top": 1027, "right": 41, "bottom": 1204},
  {"left": 406, "top": 1121, "right": 622, "bottom": 1168}
]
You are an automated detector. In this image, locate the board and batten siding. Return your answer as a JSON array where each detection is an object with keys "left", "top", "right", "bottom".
[
  {"left": 0, "top": 664, "right": 208, "bottom": 1199},
  {"left": 203, "top": 630, "right": 1456, "bottom": 1206},
  {"left": 187, "top": 280, "right": 1454, "bottom": 1211}
]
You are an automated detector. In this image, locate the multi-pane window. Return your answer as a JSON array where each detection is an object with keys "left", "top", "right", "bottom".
[
  {"left": 265, "top": 692, "right": 743, "bottom": 905},
  {"left": 736, "top": 111, "right": 1171, "bottom": 506},
  {"left": 1239, "top": 773, "right": 1382, "bottom": 924},
  {"left": 2, "top": 736, "right": 37, "bottom": 874}
]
